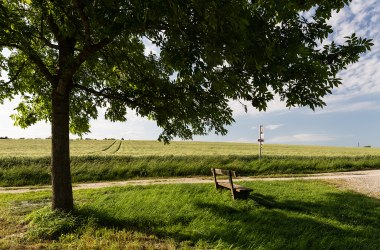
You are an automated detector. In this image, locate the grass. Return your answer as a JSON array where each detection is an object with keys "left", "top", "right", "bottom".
[
  {"left": 1, "top": 139, "right": 380, "bottom": 157},
  {"left": 1, "top": 139, "right": 380, "bottom": 186},
  {"left": 1, "top": 139, "right": 379, "bottom": 249},
  {"left": 1, "top": 154, "right": 380, "bottom": 186},
  {"left": 0, "top": 180, "right": 379, "bottom": 249}
]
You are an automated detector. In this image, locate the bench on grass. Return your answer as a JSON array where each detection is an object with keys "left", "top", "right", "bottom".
[{"left": 211, "top": 168, "right": 252, "bottom": 200}]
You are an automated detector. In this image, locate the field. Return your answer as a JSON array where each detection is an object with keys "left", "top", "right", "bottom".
[
  {"left": 1, "top": 139, "right": 379, "bottom": 157},
  {"left": 1, "top": 139, "right": 380, "bottom": 186},
  {"left": 1, "top": 139, "right": 380, "bottom": 249}
]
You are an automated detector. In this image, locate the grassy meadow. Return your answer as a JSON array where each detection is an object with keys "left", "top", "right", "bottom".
[
  {"left": 1, "top": 139, "right": 380, "bottom": 186},
  {"left": 1, "top": 139, "right": 380, "bottom": 249},
  {"left": 1, "top": 180, "right": 380, "bottom": 249}
]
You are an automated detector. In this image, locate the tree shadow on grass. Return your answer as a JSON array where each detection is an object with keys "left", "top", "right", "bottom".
[
  {"left": 75, "top": 206, "right": 196, "bottom": 242},
  {"left": 74, "top": 188, "right": 380, "bottom": 250},
  {"left": 250, "top": 191, "right": 380, "bottom": 227},
  {"left": 192, "top": 191, "right": 380, "bottom": 249}
]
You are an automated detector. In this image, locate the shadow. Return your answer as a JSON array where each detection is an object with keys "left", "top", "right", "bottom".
[
  {"left": 249, "top": 191, "right": 380, "bottom": 228},
  {"left": 73, "top": 185, "right": 380, "bottom": 249},
  {"left": 192, "top": 191, "right": 380, "bottom": 249},
  {"left": 250, "top": 192, "right": 278, "bottom": 209},
  {"left": 74, "top": 205, "right": 196, "bottom": 242}
]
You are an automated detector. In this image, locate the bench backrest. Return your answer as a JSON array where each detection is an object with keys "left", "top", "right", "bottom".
[
  {"left": 211, "top": 168, "right": 236, "bottom": 189},
  {"left": 212, "top": 168, "right": 237, "bottom": 177},
  {"left": 211, "top": 168, "right": 252, "bottom": 200},
  {"left": 211, "top": 168, "right": 238, "bottom": 199}
]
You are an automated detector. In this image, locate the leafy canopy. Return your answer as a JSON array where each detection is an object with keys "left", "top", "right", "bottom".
[{"left": 0, "top": 0, "right": 373, "bottom": 141}]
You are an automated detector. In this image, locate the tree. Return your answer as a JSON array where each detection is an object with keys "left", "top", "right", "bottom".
[{"left": 0, "top": 0, "right": 373, "bottom": 211}]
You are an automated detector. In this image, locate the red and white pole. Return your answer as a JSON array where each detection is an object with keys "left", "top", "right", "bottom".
[{"left": 258, "top": 125, "right": 264, "bottom": 159}]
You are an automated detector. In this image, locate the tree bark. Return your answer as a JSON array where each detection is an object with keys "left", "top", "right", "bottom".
[{"left": 51, "top": 84, "right": 73, "bottom": 211}]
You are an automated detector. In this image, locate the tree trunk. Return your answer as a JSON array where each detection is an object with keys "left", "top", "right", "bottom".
[{"left": 51, "top": 85, "right": 73, "bottom": 211}]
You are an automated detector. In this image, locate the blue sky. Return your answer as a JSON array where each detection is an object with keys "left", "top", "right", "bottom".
[{"left": 1, "top": 0, "right": 380, "bottom": 147}]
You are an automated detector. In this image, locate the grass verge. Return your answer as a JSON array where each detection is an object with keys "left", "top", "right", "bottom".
[
  {"left": 1, "top": 181, "right": 379, "bottom": 249},
  {"left": 1, "top": 155, "right": 380, "bottom": 186}
]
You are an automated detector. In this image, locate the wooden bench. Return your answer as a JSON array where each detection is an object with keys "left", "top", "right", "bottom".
[{"left": 211, "top": 168, "right": 253, "bottom": 200}]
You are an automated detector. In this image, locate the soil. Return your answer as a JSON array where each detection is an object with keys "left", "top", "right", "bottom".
[{"left": 1, "top": 169, "right": 379, "bottom": 198}]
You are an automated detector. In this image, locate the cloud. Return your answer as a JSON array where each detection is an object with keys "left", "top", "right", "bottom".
[
  {"left": 268, "top": 133, "right": 337, "bottom": 143},
  {"left": 265, "top": 124, "right": 284, "bottom": 130},
  {"left": 0, "top": 98, "right": 162, "bottom": 140},
  {"left": 230, "top": 95, "right": 290, "bottom": 118},
  {"left": 309, "top": 0, "right": 380, "bottom": 114},
  {"left": 89, "top": 108, "right": 161, "bottom": 140},
  {"left": 312, "top": 101, "right": 380, "bottom": 114},
  {"left": 229, "top": 137, "right": 252, "bottom": 143},
  {"left": 327, "top": 0, "right": 380, "bottom": 96},
  {"left": 0, "top": 99, "right": 50, "bottom": 138}
]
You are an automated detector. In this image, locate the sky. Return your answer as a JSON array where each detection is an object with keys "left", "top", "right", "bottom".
[{"left": 1, "top": 0, "right": 380, "bottom": 147}]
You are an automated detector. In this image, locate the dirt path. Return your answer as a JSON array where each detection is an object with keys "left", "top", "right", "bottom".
[{"left": 1, "top": 169, "right": 379, "bottom": 198}]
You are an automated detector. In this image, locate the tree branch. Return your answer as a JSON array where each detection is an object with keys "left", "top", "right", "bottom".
[
  {"left": 0, "top": 42, "right": 21, "bottom": 49},
  {"left": 36, "top": 34, "right": 60, "bottom": 49},
  {"left": 38, "top": 14, "right": 59, "bottom": 50},
  {"left": 46, "top": 13, "right": 64, "bottom": 43},
  {"left": 0, "top": 61, "right": 26, "bottom": 86},
  {"left": 72, "top": 83, "right": 136, "bottom": 107},
  {"left": 1, "top": 41, "right": 55, "bottom": 84},
  {"left": 21, "top": 41, "right": 56, "bottom": 83},
  {"left": 73, "top": 0, "right": 91, "bottom": 44},
  {"left": 75, "top": 37, "right": 114, "bottom": 67}
]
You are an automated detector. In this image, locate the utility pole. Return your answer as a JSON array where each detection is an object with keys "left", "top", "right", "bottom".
[{"left": 258, "top": 125, "right": 264, "bottom": 159}]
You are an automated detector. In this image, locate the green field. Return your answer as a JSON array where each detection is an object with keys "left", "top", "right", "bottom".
[
  {"left": 0, "top": 139, "right": 379, "bottom": 157},
  {"left": 1, "top": 139, "right": 380, "bottom": 249},
  {"left": 1, "top": 181, "right": 380, "bottom": 249},
  {"left": 1, "top": 139, "right": 380, "bottom": 187}
]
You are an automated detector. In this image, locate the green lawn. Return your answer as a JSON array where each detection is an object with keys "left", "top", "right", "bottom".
[{"left": 1, "top": 180, "right": 379, "bottom": 249}]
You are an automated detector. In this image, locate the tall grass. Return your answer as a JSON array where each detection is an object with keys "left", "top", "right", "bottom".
[
  {"left": 1, "top": 139, "right": 380, "bottom": 186},
  {"left": 1, "top": 155, "right": 380, "bottom": 186},
  {"left": 1, "top": 139, "right": 380, "bottom": 158},
  {"left": 1, "top": 181, "right": 379, "bottom": 249}
]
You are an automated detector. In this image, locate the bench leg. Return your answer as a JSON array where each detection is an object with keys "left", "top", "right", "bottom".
[
  {"left": 231, "top": 189, "right": 237, "bottom": 200},
  {"left": 211, "top": 168, "right": 218, "bottom": 189}
]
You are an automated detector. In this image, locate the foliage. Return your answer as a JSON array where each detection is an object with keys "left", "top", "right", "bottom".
[
  {"left": 0, "top": 0, "right": 373, "bottom": 141},
  {"left": 1, "top": 181, "right": 380, "bottom": 249}
]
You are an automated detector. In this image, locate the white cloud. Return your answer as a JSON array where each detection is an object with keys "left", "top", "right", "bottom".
[
  {"left": 265, "top": 124, "right": 284, "bottom": 130},
  {"left": 88, "top": 108, "right": 161, "bottom": 140},
  {"left": 230, "top": 95, "right": 290, "bottom": 118},
  {"left": 229, "top": 137, "right": 252, "bottom": 143},
  {"left": 313, "top": 101, "right": 380, "bottom": 114},
  {"left": 268, "top": 133, "right": 337, "bottom": 143},
  {"left": 0, "top": 98, "right": 161, "bottom": 140},
  {"left": 313, "top": 0, "right": 380, "bottom": 114},
  {"left": 0, "top": 100, "right": 51, "bottom": 138}
]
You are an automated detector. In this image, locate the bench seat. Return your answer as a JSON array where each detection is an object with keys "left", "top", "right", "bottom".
[{"left": 211, "top": 168, "right": 253, "bottom": 200}]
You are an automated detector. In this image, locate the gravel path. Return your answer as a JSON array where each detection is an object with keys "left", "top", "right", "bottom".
[{"left": 1, "top": 169, "right": 379, "bottom": 198}]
